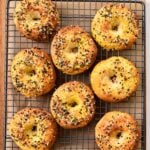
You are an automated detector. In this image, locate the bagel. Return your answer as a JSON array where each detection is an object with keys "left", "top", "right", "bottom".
[
  {"left": 51, "top": 26, "right": 97, "bottom": 75},
  {"left": 95, "top": 111, "right": 140, "bottom": 150},
  {"left": 90, "top": 56, "right": 140, "bottom": 102},
  {"left": 11, "top": 48, "right": 56, "bottom": 97},
  {"left": 50, "top": 81, "right": 95, "bottom": 129},
  {"left": 14, "top": 0, "right": 59, "bottom": 41},
  {"left": 9, "top": 108, "right": 57, "bottom": 150},
  {"left": 92, "top": 4, "right": 139, "bottom": 51}
]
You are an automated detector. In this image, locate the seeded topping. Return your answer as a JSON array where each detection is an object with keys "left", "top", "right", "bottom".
[
  {"left": 14, "top": 0, "right": 59, "bottom": 41},
  {"left": 92, "top": 4, "right": 139, "bottom": 51},
  {"left": 51, "top": 26, "right": 97, "bottom": 75},
  {"left": 50, "top": 81, "right": 95, "bottom": 129},
  {"left": 95, "top": 111, "right": 140, "bottom": 150},
  {"left": 11, "top": 48, "right": 56, "bottom": 97},
  {"left": 9, "top": 108, "right": 57, "bottom": 150},
  {"left": 90, "top": 56, "right": 140, "bottom": 102}
]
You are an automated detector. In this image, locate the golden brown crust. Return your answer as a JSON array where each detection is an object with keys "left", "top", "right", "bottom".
[
  {"left": 14, "top": 0, "right": 59, "bottom": 41},
  {"left": 11, "top": 48, "right": 56, "bottom": 97},
  {"left": 91, "top": 4, "right": 139, "bottom": 51},
  {"left": 51, "top": 25, "right": 97, "bottom": 75},
  {"left": 95, "top": 111, "right": 140, "bottom": 150},
  {"left": 9, "top": 108, "right": 58, "bottom": 150},
  {"left": 90, "top": 56, "right": 140, "bottom": 102},
  {"left": 50, "top": 81, "right": 96, "bottom": 129}
]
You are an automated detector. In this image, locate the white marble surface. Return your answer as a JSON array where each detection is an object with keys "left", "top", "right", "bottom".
[{"left": 146, "top": 0, "right": 149, "bottom": 149}]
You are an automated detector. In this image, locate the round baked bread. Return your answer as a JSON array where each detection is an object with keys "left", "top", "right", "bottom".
[
  {"left": 50, "top": 81, "right": 95, "bottom": 129},
  {"left": 14, "top": 0, "right": 59, "bottom": 41},
  {"left": 51, "top": 26, "right": 97, "bottom": 75},
  {"left": 11, "top": 48, "right": 56, "bottom": 97},
  {"left": 9, "top": 108, "right": 57, "bottom": 150},
  {"left": 91, "top": 4, "right": 139, "bottom": 51},
  {"left": 95, "top": 111, "right": 140, "bottom": 150},
  {"left": 90, "top": 56, "right": 140, "bottom": 102}
]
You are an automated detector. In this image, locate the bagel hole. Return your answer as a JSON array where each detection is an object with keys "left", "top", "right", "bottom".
[
  {"left": 30, "top": 11, "right": 41, "bottom": 21},
  {"left": 110, "top": 75, "right": 117, "bottom": 83},
  {"left": 116, "top": 132, "right": 122, "bottom": 139},
  {"left": 32, "top": 125, "right": 37, "bottom": 132},
  {"left": 33, "top": 17, "right": 40, "bottom": 21},
  {"left": 28, "top": 70, "right": 36, "bottom": 76},
  {"left": 71, "top": 47, "right": 78, "bottom": 53},
  {"left": 112, "top": 25, "right": 119, "bottom": 31},
  {"left": 69, "top": 101, "right": 78, "bottom": 107}
]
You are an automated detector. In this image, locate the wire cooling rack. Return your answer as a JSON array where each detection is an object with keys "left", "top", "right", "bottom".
[{"left": 4, "top": 0, "right": 146, "bottom": 149}]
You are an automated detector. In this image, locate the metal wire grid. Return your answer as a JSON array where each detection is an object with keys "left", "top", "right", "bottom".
[{"left": 4, "top": 0, "right": 145, "bottom": 149}]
